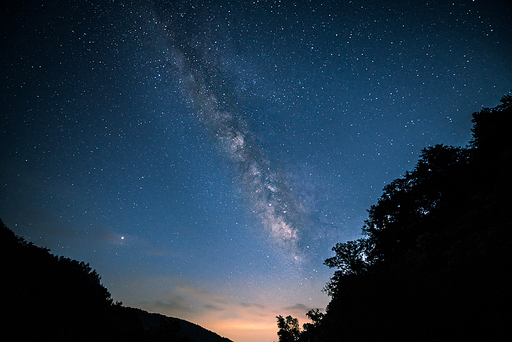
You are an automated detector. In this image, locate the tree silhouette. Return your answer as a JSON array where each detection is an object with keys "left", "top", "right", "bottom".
[
  {"left": 299, "top": 309, "right": 324, "bottom": 342},
  {"left": 0, "top": 220, "right": 219, "bottom": 342},
  {"left": 276, "top": 92, "right": 512, "bottom": 341},
  {"left": 276, "top": 315, "right": 300, "bottom": 342}
]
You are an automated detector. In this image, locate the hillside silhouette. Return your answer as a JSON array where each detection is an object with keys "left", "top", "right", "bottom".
[
  {"left": 277, "top": 94, "right": 512, "bottom": 341},
  {"left": 0, "top": 221, "right": 232, "bottom": 342}
]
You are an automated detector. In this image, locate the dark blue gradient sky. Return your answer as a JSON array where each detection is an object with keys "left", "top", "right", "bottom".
[{"left": 1, "top": 1, "right": 511, "bottom": 341}]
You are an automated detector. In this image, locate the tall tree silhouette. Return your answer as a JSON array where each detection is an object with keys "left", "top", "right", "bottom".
[
  {"left": 278, "top": 92, "right": 512, "bottom": 341},
  {"left": 276, "top": 315, "right": 300, "bottom": 342}
]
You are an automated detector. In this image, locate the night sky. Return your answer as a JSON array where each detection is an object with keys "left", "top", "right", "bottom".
[{"left": 1, "top": 1, "right": 511, "bottom": 341}]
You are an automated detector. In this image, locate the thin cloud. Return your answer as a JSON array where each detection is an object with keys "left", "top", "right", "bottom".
[
  {"left": 204, "top": 304, "right": 224, "bottom": 312},
  {"left": 283, "top": 303, "right": 311, "bottom": 312},
  {"left": 239, "top": 302, "right": 266, "bottom": 310},
  {"left": 150, "top": 297, "right": 196, "bottom": 315}
]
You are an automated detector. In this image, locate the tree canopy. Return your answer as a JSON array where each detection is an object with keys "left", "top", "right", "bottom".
[
  {"left": 0, "top": 220, "right": 224, "bottom": 342},
  {"left": 278, "top": 93, "right": 512, "bottom": 341}
]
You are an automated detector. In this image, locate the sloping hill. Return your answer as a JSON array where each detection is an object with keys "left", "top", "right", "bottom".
[
  {"left": 0, "top": 221, "right": 233, "bottom": 342},
  {"left": 136, "top": 308, "right": 233, "bottom": 342}
]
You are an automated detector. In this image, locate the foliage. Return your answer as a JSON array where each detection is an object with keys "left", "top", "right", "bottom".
[
  {"left": 1, "top": 221, "right": 116, "bottom": 341},
  {"left": 277, "top": 93, "right": 512, "bottom": 341},
  {"left": 300, "top": 309, "right": 324, "bottom": 342},
  {"left": 276, "top": 310, "right": 324, "bottom": 342},
  {"left": 323, "top": 238, "right": 371, "bottom": 296},
  {"left": 0, "top": 221, "right": 229, "bottom": 342},
  {"left": 276, "top": 315, "right": 300, "bottom": 342}
]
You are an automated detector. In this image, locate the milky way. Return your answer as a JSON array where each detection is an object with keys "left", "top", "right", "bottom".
[
  {"left": 2, "top": 0, "right": 510, "bottom": 340},
  {"left": 168, "top": 40, "right": 310, "bottom": 262}
]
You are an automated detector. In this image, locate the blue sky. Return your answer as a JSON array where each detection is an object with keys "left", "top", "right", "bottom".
[{"left": 1, "top": 1, "right": 511, "bottom": 341}]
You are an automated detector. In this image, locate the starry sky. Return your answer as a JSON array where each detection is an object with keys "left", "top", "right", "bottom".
[{"left": 1, "top": 0, "right": 511, "bottom": 341}]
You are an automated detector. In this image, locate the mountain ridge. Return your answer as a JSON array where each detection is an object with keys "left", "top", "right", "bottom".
[
  {"left": 135, "top": 307, "right": 233, "bottom": 342},
  {"left": 0, "top": 221, "right": 234, "bottom": 342}
]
